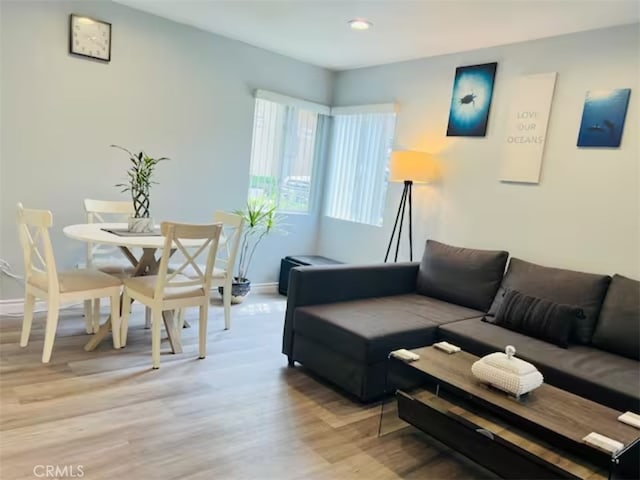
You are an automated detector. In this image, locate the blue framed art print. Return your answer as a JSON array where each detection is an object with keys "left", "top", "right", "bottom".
[{"left": 577, "top": 89, "right": 631, "bottom": 148}]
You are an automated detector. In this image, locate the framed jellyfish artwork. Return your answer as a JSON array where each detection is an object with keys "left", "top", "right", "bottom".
[{"left": 446, "top": 62, "right": 498, "bottom": 137}]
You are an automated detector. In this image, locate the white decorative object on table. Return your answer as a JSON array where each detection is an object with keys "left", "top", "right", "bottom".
[
  {"left": 582, "top": 432, "right": 624, "bottom": 455},
  {"left": 471, "top": 345, "right": 544, "bottom": 398},
  {"left": 618, "top": 411, "right": 640, "bottom": 429},
  {"left": 390, "top": 349, "right": 420, "bottom": 362},
  {"left": 434, "top": 341, "right": 461, "bottom": 354}
]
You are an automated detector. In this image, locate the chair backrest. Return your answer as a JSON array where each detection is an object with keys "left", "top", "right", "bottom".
[
  {"left": 83, "top": 198, "right": 134, "bottom": 266},
  {"left": 155, "top": 222, "right": 223, "bottom": 299},
  {"left": 84, "top": 199, "right": 134, "bottom": 223},
  {"left": 212, "top": 211, "right": 245, "bottom": 279},
  {"left": 16, "top": 203, "right": 58, "bottom": 292}
]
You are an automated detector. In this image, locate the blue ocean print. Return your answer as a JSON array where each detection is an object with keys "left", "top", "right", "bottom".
[
  {"left": 577, "top": 89, "right": 631, "bottom": 147},
  {"left": 446, "top": 62, "right": 497, "bottom": 137}
]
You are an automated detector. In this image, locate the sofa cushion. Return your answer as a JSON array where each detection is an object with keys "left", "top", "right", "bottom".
[
  {"left": 592, "top": 274, "right": 640, "bottom": 360},
  {"left": 439, "top": 318, "right": 640, "bottom": 412},
  {"left": 492, "top": 289, "right": 585, "bottom": 348},
  {"left": 293, "top": 294, "right": 483, "bottom": 364},
  {"left": 488, "top": 258, "right": 611, "bottom": 344},
  {"left": 416, "top": 240, "right": 509, "bottom": 311}
]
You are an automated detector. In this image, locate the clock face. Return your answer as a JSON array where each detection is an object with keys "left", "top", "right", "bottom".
[{"left": 70, "top": 14, "right": 111, "bottom": 61}]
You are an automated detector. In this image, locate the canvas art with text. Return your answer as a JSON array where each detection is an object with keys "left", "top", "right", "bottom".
[
  {"left": 577, "top": 89, "right": 631, "bottom": 147},
  {"left": 446, "top": 62, "right": 498, "bottom": 137}
]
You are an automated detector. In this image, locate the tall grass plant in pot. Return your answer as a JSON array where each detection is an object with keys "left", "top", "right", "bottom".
[
  {"left": 113, "top": 145, "right": 169, "bottom": 233},
  {"left": 221, "top": 198, "right": 285, "bottom": 303}
]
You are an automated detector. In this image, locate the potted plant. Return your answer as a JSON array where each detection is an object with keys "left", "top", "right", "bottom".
[
  {"left": 220, "top": 197, "right": 284, "bottom": 303},
  {"left": 113, "top": 145, "right": 168, "bottom": 233}
]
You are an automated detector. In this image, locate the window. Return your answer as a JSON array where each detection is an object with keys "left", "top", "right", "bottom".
[
  {"left": 324, "top": 104, "right": 397, "bottom": 226},
  {"left": 248, "top": 91, "right": 329, "bottom": 213}
]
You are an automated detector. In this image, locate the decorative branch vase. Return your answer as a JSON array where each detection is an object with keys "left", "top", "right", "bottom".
[
  {"left": 128, "top": 187, "right": 153, "bottom": 232},
  {"left": 128, "top": 216, "right": 154, "bottom": 233}
]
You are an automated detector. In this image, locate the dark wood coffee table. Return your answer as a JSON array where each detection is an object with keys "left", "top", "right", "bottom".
[{"left": 384, "top": 346, "right": 639, "bottom": 479}]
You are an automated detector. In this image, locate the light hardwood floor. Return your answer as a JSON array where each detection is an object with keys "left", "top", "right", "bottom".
[{"left": 0, "top": 293, "right": 493, "bottom": 480}]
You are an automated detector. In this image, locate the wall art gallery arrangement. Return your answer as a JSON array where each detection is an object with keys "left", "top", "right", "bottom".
[
  {"left": 577, "top": 89, "right": 632, "bottom": 147},
  {"left": 445, "top": 61, "right": 632, "bottom": 170},
  {"left": 446, "top": 62, "right": 498, "bottom": 137}
]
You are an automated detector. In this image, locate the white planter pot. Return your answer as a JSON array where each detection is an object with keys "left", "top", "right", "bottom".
[{"left": 128, "top": 216, "right": 154, "bottom": 233}]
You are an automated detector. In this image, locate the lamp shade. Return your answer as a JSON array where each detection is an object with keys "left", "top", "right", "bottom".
[{"left": 389, "top": 150, "right": 437, "bottom": 183}]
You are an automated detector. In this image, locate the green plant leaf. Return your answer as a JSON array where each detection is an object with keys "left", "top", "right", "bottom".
[{"left": 234, "top": 196, "right": 285, "bottom": 280}]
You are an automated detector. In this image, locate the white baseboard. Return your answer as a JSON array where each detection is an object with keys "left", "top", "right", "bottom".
[
  {"left": 0, "top": 282, "right": 280, "bottom": 316},
  {"left": 249, "top": 282, "right": 279, "bottom": 294}
]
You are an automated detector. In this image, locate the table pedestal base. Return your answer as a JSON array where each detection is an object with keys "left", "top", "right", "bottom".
[{"left": 84, "top": 247, "right": 182, "bottom": 354}]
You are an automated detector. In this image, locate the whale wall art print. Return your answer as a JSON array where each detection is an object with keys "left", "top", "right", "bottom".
[
  {"left": 446, "top": 62, "right": 498, "bottom": 137},
  {"left": 577, "top": 89, "right": 631, "bottom": 147}
]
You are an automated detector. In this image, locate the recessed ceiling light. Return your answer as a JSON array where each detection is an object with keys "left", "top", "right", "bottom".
[{"left": 348, "top": 19, "right": 372, "bottom": 31}]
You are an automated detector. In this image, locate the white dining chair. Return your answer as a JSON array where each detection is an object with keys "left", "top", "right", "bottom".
[
  {"left": 83, "top": 198, "right": 135, "bottom": 334},
  {"left": 120, "top": 221, "right": 222, "bottom": 369},
  {"left": 175, "top": 211, "right": 244, "bottom": 331},
  {"left": 17, "top": 203, "right": 123, "bottom": 363}
]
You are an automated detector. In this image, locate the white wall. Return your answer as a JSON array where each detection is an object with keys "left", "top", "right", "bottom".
[
  {"left": 0, "top": 0, "right": 333, "bottom": 299},
  {"left": 319, "top": 24, "right": 640, "bottom": 279}
]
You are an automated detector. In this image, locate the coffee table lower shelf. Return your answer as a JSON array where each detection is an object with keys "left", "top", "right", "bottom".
[{"left": 397, "top": 389, "right": 609, "bottom": 480}]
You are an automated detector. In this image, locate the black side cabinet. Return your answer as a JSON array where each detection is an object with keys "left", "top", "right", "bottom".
[{"left": 278, "top": 255, "right": 342, "bottom": 295}]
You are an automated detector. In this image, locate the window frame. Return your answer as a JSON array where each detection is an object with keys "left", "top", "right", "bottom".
[{"left": 247, "top": 91, "right": 330, "bottom": 215}]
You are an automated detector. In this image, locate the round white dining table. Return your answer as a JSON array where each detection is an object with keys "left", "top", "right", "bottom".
[
  {"left": 63, "top": 223, "right": 220, "bottom": 353},
  {"left": 63, "top": 223, "right": 209, "bottom": 249}
]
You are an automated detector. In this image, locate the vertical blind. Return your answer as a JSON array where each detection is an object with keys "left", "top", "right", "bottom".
[
  {"left": 249, "top": 97, "right": 328, "bottom": 213},
  {"left": 324, "top": 107, "right": 397, "bottom": 226}
]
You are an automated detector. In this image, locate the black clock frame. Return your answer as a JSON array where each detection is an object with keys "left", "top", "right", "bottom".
[{"left": 69, "top": 14, "right": 112, "bottom": 62}]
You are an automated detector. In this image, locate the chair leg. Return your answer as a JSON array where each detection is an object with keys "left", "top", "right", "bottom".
[
  {"left": 92, "top": 298, "right": 100, "bottom": 334},
  {"left": 110, "top": 294, "right": 121, "bottom": 349},
  {"left": 83, "top": 300, "right": 93, "bottom": 334},
  {"left": 151, "top": 309, "right": 162, "bottom": 369},
  {"left": 177, "top": 309, "right": 186, "bottom": 329},
  {"left": 198, "top": 304, "right": 208, "bottom": 359},
  {"left": 42, "top": 299, "right": 60, "bottom": 363},
  {"left": 144, "top": 307, "right": 151, "bottom": 329},
  {"left": 120, "top": 291, "right": 131, "bottom": 348},
  {"left": 20, "top": 293, "right": 36, "bottom": 347},
  {"left": 223, "top": 279, "right": 232, "bottom": 330}
]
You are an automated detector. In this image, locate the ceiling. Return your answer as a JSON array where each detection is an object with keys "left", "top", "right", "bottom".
[{"left": 115, "top": 0, "right": 640, "bottom": 70}]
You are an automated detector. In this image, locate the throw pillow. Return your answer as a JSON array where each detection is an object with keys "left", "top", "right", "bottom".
[
  {"left": 591, "top": 274, "right": 640, "bottom": 360},
  {"left": 491, "top": 289, "right": 585, "bottom": 348},
  {"left": 487, "top": 258, "right": 611, "bottom": 344},
  {"left": 416, "top": 240, "right": 508, "bottom": 312}
]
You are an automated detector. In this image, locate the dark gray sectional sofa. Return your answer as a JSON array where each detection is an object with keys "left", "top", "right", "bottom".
[{"left": 282, "top": 240, "right": 640, "bottom": 412}]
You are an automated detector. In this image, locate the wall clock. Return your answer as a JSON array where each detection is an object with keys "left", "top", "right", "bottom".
[{"left": 69, "top": 14, "right": 111, "bottom": 62}]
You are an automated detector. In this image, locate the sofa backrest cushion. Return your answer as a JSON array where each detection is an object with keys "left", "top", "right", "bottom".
[
  {"left": 488, "top": 258, "right": 611, "bottom": 344},
  {"left": 591, "top": 274, "right": 640, "bottom": 360},
  {"left": 490, "top": 289, "right": 585, "bottom": 348},
  {"left": 416, "top": 240, "right": 509, "bottom": 311}
]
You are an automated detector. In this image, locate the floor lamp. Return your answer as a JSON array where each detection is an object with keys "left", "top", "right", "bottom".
[{"left": 384, "top": 150, "right": 436, "bottom": 262}]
